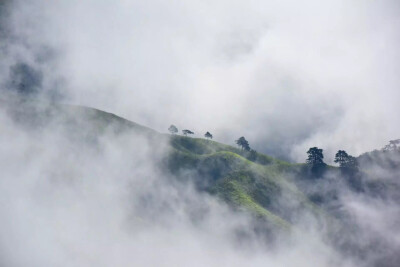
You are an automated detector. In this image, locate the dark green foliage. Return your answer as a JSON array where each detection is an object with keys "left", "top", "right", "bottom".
[
  {"left": 182, "top": 129, "right": 194, "bottom": 136},
  {"left": 204, "top": 131, "right": 213, "bottom": 140},
  {"left": 168, "top": 124, "right": 178, "bottom": 134},
  {"left": 306, "top": 147, "right": 324, "bottom": 165},
  {"left": 344, "top": 156, "right": 358, "bottom": 169},
  {"left": 334, "top": 150, "right": 349, "bottom": 167},
  {"left": 310, "top": 162, "right": 327, "bottom": 177},
  {"left": 305, "top": 147, "right": 327, "bottom": 177},
  {"left": 235, "top": 136, "right": 250, "bottom": 151},
  {"left": 334, "top": 150, "right": 358, "bottom": 169}
]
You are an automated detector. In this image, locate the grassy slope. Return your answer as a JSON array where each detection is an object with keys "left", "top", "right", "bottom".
[
  {"left": 4, "top": 100, "right": 322, "bottom": 230},
  {"left": 166, "top": 135, "right": 323, "bottom": 229},
  {"left": 67, "top": 105, "right": 324, "bottom": 229}
]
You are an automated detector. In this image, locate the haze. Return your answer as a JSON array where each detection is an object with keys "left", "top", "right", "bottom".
[
  {"left": 2, "top": 0, "right": 399, "bottom": 161},
  {"left": 0, "top": 1, "right": 400, "bottom": 266}
]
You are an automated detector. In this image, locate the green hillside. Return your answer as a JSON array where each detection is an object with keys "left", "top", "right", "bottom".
[
  {"left": 166, "top": 135, "right": 322, "bottom": 229},
  {"left": 2, "top": 100, "right": 326, "bottom": 230}
]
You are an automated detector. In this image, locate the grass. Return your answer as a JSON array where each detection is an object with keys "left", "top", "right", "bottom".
[
  {"left": 7, "top": 101, "right": 327, "bottom": 231},
  {"left": 213, "top": 179, "right": 291, "bottom": 229},
  {"left": 165, "top": 134, "right": 325, "bottom": 229}
]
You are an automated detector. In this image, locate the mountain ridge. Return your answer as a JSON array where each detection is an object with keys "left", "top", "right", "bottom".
[
  {"left": 3, "top": 99, "right": 398, "bottom": 235},
  {"left": 1, "top": 99, "right": 322, "bottom": 230}
]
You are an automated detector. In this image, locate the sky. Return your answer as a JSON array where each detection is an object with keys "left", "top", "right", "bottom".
[
  {"left": 1, "top": 0, "right": 400, "bottom": 162},
  {"left": 1, "top": 1, "right": 400, "bottom": 266}
]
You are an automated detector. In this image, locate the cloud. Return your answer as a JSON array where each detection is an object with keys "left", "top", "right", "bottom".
[
  {"left": 1, "top": 1, "right": 400, "bottom": 266},
  {"left": 1, "top": 98, "right": 399, "bottom": 267},
  {"left": 2, "top": 0, "right": 400, "bottom": 162},
  {"left": 0, "top": 101, "right": 349, "bottom": 266}
]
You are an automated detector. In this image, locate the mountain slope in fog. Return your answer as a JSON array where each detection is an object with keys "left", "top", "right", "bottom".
[
  {"left": 3, "top": 99, "right": 400, "bottom": 266},
  {"left": 2, "top": 99, "right": 322, "bottom": 230},
  {"left": 5, "top": 100, "right": 398, "bottom": 231}
]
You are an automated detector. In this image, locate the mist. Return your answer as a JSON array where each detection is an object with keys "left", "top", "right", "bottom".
[
  {"left": 1, "top": 0, "right": 400, "bottom": 161},
  {"left": 0, "top": 101, "right": 347, "bottom": 266},
  {"left": 1, "top": 0, "right": 400, "bottom": 266}
]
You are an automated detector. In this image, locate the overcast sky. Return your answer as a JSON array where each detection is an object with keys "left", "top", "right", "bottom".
[
  {"left": 2, "top": 0, "right": 400, "bottom": 162},
  {"left": 1, "top": 2, "right": 400, "bottom": 266}
]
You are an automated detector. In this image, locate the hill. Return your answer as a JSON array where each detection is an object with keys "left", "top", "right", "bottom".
[
  {"left": 3, "top": 99, "right": 400, "bottom": 266},
  {"left": 1, "top": 99, "right": 325, "bottom": 231},
  {"left": 6, "top": 99, "right": 399, "bottom": 231}
]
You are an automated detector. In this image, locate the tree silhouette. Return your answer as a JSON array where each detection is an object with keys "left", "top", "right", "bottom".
[
  {"left": 306, "top": 147, "right": 324, "bottom": 165},
  {"left": 168, "top": 125, "right": 178, "bottom": 134},
  {"left": 334, "top": 150, "right": 358, "bottom": 169},
  {"left": 236, "top": 137, "right": 250, "bottom": 151},
  {"left": 345, "top": 156, "right": 358, "bottom": 169},
  {"left": 204, "top": 132, "right": 213, "bottom": 140},
  {"left": 306, "top": 147, "right": 326, "bottom": 177},
  {"left": 182, "top": 129, "right": 194, "bottom": 136},
  {"left": 383, "top": 139, "right": 400, "bottom": 151},
  {"left": 334, "top": 150, "right": 349, "bottom": 167}
]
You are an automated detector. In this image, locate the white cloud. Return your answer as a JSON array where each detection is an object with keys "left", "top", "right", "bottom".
[
  {"left": 1, "top": 1, "right": 400, "bottom": 265},
  {"left": 2, "top": 0, "right": 400, "bottom": 161}
]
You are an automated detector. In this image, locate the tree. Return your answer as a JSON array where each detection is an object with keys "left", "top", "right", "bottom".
[
  {"left": 383, "top": 139, "right": 400, "bottom": 151},
  {"left": 334, "top": 150, "right": 358, "bottom": 169},
  {"left": 182, "top": 129, "right": 194, "bottom": 136},
  {"left": 204, "top": 131, "right": 213, "bottom": 140},
  {"left": 345, "top": 156, "right": 358, "bottom": 169},
  {"left": 334, "top": 150, "right": 349, "bottom": 167},
  {"left": 168, "top": 125, "right": 178, "bottom": 134},
  {"left": 306, "top": 147, "right": 324, "bottom": 165},
  {"left": 235, "top": 136, "right": 250, "bottom": 151}
]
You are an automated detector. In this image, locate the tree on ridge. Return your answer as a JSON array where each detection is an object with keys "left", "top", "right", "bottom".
[
  {"left": 182, "top": 129, "right": 194, "bottom": 136},
  {"left": 306, "top": 147, "right": 324, "bottom": 165},
  {"left": 335, "top": 150, "right": 358, "bottom": 169},
  {"left": 204, "top": 132, "right": 213, "bottom": 140},
  {"left": 168, "top": 125, "right": 178, "bottom": 134},
  {"left": 236, "top": 137, "right": 250, "bottom": 151},
  {"left": 334, "top": 150, "right": 349, "bottom": 167}
]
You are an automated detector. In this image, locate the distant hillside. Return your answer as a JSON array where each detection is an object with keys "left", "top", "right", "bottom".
[
  {"left": 1, "top": 99, "right": 326, "bottom": 230},
  {"left": 3, "top": 99, "right": 399, "bottom": 234},
  {"left": 4, "top": 99, "right": 400, "bottom": 265}
]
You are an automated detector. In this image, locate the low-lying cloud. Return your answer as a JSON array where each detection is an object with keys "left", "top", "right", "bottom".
[
  {"left": 1, "top": 0, "right": 400, "bottom": 162},
  {"left": 0, "top": 102, "right": 347, "bottom": 266},
  {"left": 1, "top": 1, "right": 400, "bottom": 266}
]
